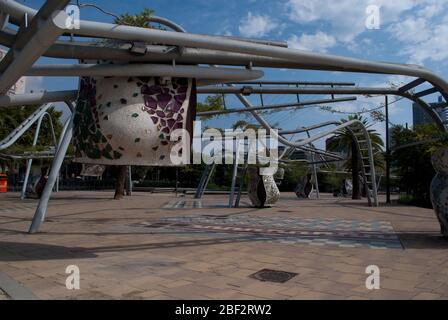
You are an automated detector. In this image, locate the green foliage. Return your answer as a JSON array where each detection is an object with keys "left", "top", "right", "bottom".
[
  {"left": 326, "top": 115, "right": 384, "bottom": 199},
  {"left": 327, "top": 115, "right": 385, "bottom": 171},
  {"left": 113, "top": 8, "right": 155, "bottom": 28},
  {"left": 278, "top": 162, "right": 308, "bottom": 191},
  {"left": 0, "top": 106, "right": 63, "bottom": 158},
  {"left": 392, "top": 123, "right": 448, "bottom": 208},
  {"left": 318, "top": 172, "right": 345, "bottom": 192},
  {"left": 197, "top": 95, "right": 225, "bottom": 120}
]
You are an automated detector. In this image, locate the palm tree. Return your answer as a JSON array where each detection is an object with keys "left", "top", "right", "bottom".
[{"left": 327, "top": 115, "right": 384, "bottom": 200}]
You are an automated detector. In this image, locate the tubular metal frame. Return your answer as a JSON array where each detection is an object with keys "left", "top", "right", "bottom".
[
  {"left": 0, "top": 0, "right": 446, "bottom": 232},
  {"left": 20, "top": 110, "right": 58, "bottom": 200}
]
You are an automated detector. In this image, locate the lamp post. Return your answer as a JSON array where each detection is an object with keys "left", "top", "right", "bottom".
[{"left": 385, "top": 95, "right": 391, "bottom": 204}]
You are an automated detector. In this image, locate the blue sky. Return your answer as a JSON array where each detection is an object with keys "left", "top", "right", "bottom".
[{"left": 15, "top": 0, "right": 448, "bottom": 146}]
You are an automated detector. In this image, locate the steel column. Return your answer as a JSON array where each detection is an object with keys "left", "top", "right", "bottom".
[
  {"left": 0, "top": 0, "right": 69, "bottom": 94},
  {"left": 29, "top": 109, "right": 75, "bottom": 234},
  {"left": 229, "top": 138, "right": 242, "bottom": 208},
  {"left": 385, "top": 96, "right": 391, "bottom": 204}
]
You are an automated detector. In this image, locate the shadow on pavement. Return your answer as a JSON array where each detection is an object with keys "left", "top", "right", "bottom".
[
  {"left": 398, "top": 232, "right": 448, "bottom": 249},
  {"left": 0, "top": 241, "right": 98, "bottom": 261}
]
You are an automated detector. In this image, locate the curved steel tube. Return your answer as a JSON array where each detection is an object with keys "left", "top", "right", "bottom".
[
  {"left": 2, "top": 0, "right": 448, "bottom": 100},
  {"left": 149, "top": 15, "right": 186, "bottom": 33},
  {"left": 20, "top": 111, "right": 58, "bottom": 200},
  {"left": 0, "top": 103, "right": 55, "bottom": 150}
]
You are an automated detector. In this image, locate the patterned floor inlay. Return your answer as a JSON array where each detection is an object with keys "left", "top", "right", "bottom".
[
  {"left": 134, "top": 215, "right": 403, "bottom": 250},
  {"left": 162, "top": 200, "right": 251, "bottom": 209}
]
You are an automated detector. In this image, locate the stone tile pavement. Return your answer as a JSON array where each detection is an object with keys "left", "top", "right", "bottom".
[
  {"left": 0, "top": 288, "right": 8, "bottom": 300},
  {"left": 0, "top": 191, "right": 447, "bottom": 300}
]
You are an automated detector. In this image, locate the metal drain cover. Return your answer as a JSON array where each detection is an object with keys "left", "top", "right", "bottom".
[{"left": 250, "top": 269, "right": 298, "bottom": 283}]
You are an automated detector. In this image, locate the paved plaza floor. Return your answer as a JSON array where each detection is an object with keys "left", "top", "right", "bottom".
[{"left": 0, "top": 191, "right": 447, "bottom": 300}]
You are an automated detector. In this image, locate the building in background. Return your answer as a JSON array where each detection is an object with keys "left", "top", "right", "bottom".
[
  {"left": 0, "top": 48, "right": 26, "bottom": 95},
  {"left": 413, "top": 96, "right": 448, "bottom": 127}
]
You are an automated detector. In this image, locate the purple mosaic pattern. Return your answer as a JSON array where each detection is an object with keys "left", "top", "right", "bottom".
[{"left": 140, "top": 78, "right": 189, "bottom": 147}]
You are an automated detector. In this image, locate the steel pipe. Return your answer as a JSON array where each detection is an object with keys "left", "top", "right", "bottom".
[
  {"left": 231, "top": 81, "right": 356, "bottom": 86},
  {"left": 197, "top": 97, "right": 357, "bottom": 117},
  {"left": 0, "top": 90, "right": 78, "bottom": 107},
  {"left": 0, "top": 0, "right": 69, "bottom": 94},
  {"left": 29, "top": 103, "right": 76, "bottom": 234},
  {"left": 2, "top": 0, "right": 448, "bottom": 103},
  {"left": 198, "top": 86, "right": 400, "bottom": 95},
  {"left": 25, "top": 63, "right": 264, "bottom": 81}
]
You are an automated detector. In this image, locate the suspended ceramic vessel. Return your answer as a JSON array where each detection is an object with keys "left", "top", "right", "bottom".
[
  {"left": 430, "top": 147, "right": 448, "bottom": 237},
  {"left": 73, "top": 69, "right": 196, "bottom": 166},
  {"left": 247, "top": 167, "right": 280, "bottom": 208}
]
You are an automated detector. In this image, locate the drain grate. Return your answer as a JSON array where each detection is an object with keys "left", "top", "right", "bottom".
[{"left": 250, "top": 269, "right": 298, "bottom": 283}]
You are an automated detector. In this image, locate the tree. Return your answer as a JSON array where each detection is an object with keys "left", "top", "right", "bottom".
[
  {"left": 113, "top": 8, "right": 155, "bottom": 28},
  {"left": 196, "top": 95, "right": 226, "bottom": 121},
  {"left": 391, "top": 124, "right": 448, "bottom": 208},
  {"left": 327, "top": 115, "right": 384, "bottom": 200},
  {"left": 0, "top": 105, "right": 63, "bottom": 171}
]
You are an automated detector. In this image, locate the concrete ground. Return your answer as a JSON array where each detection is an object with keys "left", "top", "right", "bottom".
[
  {"left": 0, "top": 191, "right": 447, "bottom": 300},
  {"left": 0, "top": 289, "right": 8, "bottom": 300}
]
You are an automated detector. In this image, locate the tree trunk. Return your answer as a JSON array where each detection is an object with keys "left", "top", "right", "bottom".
[
  {"left": 114, "top": 166, "right": 127, "bottom": 200},
  {"left": 351, "top": 140, "right": 361, "bottom": 200}
]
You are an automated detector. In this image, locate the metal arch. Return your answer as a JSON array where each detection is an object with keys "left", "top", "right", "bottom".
[
  {"left": 20, "top": 111, "right": 58, "bottom": 200},
  {"left": 199, "top": 86, "right": 447, "bottom": 132},
  {"left": 0, "top": 103, "right": 56, "bottom": 150},
  {"left": 229, "top": 89, "right": 378, "bottom": 206},
  {"left": 0, "top": 0, "right": 445, "bottom": 228},
  {"left": 149, "top": 16, "right": 186, "bottom": 33}
]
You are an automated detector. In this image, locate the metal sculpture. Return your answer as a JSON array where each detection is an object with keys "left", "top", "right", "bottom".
[
  {"left": 0, "top": 0, "right": 447, "bottom": 234},
  {"left": 431, "top": 148, "right": 448, "bottom": 237}
]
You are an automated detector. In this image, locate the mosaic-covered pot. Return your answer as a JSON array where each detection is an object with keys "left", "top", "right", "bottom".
[
  {"left": 247, "top": 167, "right": 280, "bottom": 208},
  {"left": 430, "top": 147, "right": 448, "bottom": 237},
  {"left": 295, "top": 174, "right": 313, "bottom": 199},
  {"left": 73, "top": 73, "right": 196, "bottom": 166}
]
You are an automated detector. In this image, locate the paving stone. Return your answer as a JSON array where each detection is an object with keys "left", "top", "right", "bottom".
[{"left": 0, "top": 191, "right": 446, "bottom": 300}]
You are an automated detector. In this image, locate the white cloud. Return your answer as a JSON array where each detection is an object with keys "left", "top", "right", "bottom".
[
  {"left": 288, "top": 32, "right": 336, "bottom": 52},
  {"left": 238, "top": 12, "right": 278, "bottom": 37},
  {"left": 388, "top": 14, "right": 448, "bottom": 64},
  {"left": 286, "top": 0, "right": 418, "bottom": 43},
  {"left": 285, "top": 0, "right": 448, "bottom": 65},
  {"left": 286, "top": 0, "right": 448, "bottom": 41}
]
